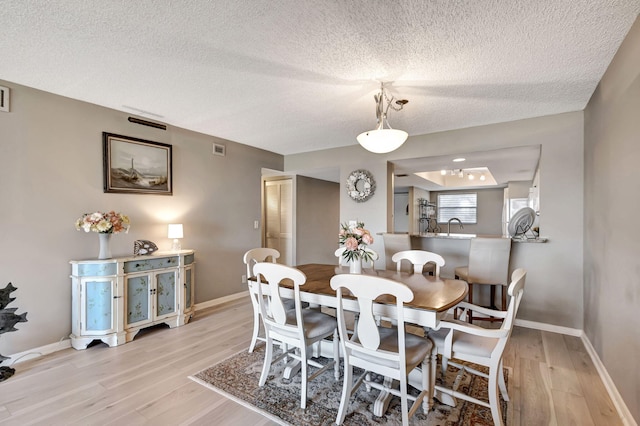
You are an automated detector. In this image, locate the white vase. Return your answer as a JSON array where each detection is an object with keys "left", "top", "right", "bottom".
[
  {"left": 98, "top": 233, "right": 112, "bottom": 259},
  {"left": 349, "top": 257, "right": 362, "bottom": 274}
]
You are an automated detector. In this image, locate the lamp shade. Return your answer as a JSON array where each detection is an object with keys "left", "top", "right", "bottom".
[
  {"left": 167, "top": 224, "right": 183, "bottom": 239},
  {"left": 356, "top": 128, "right": 408, "bottom": 154}
]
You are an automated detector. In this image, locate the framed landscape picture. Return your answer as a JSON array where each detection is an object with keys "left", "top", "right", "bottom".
[{"left": 103, "top": 132, "right": 173, "bottom": 195}]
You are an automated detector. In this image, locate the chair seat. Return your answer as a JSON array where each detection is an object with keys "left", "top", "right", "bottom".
[
  {"left": 352, "top": 327, "right": 433, "bottom": 370},
  {"left": 454, "top": 266, "right": 468, "bottom": 280},
  {"left": 428, "top": 326, "right": 498, "bottom": 358},
  {"left": 283, "top": 309, "right": 337, "bottom": 340}
]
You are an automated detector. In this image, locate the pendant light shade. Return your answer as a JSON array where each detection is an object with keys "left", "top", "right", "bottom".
[
  {"left": 356, "top": 128, "right": 408, "bottom": 154},
  {"left": 357, "top": 82, "right": 408, "bottom": 154}
]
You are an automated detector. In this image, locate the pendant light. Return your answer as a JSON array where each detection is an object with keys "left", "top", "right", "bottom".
[{"left": 357, "top": 83, "right": 408, "bottom": 154}]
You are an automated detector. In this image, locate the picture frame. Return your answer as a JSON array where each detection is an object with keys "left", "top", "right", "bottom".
[{"left": 103, "top": 132, "right": 173, "bottom": 195}]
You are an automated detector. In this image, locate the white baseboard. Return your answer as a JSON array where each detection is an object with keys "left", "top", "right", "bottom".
[
  {"left": 580, "top": 334, "right": 638, "bottom": 426},
  {"left": 5, "top": 338, "right": 72, "bottom": 366},
  {"left": 194, "top": 291, "right": 248, "bottom": 311},
  {"left": 514, "top": 318, "right": 583, "bottom": 337}
]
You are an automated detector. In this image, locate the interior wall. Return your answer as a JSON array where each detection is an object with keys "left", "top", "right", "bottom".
[
  {"left": 0, "top": 80, "right": 283, "bottom": 354},
  {"left": 429, "top": 188, "right": 504, "bottom": 236},
  {"left": 584, "top": 15, "right": 640, "bottom": 422},
  {"left": 295, "top": 176, "right": 339, "bottom": 265},
  {"left": 393, "top": 193, "right": 409, "bottom": 232},
  {"left": 285, "top": 111, "right": 584, "bottom": 329}
]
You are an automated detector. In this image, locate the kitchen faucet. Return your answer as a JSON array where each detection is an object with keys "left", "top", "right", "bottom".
[{"left": 447, "top": 218, "right": 463, "bottom": 235}]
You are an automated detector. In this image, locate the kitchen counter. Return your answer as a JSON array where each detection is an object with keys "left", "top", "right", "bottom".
[{"left": 412, "top": 232, "right": 480, "bottom": 239}]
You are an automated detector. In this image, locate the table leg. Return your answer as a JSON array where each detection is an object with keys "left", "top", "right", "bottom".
[{"left": 372, "top": 376, "right": 394, "bottom": 417}]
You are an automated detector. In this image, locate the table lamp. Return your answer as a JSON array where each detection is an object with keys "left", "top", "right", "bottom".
[{"left": 168, "top": 224, "right": 183, "bottom": 251}]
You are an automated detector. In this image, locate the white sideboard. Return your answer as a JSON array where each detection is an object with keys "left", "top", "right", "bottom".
[{"left": 70, "top": 250, "right": 195, "bottom": 350}]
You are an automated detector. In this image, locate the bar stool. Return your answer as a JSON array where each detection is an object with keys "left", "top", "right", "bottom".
[{"left": 454, "top": 237, "right": 511, "bottom": 323}]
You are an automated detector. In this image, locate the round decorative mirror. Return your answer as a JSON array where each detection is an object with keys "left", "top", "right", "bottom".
[{"left": 346, "top": 169, "right": 376, "bottom": 202}]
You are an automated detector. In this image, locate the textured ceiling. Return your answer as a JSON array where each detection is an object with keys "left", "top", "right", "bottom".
[{"left": 1, "top": 1, "right": 639, "bottom": 156}]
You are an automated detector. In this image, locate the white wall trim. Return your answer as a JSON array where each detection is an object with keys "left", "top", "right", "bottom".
[
  {"left": 580, "top": 334, "right": 638, "bottom": 426},
  {"left": 194, "top": 291, "right": 248, "bottom": 311},
  {"left": 514, "top": 318, "right": 583, "bottom": 336},
  {"left": 6, "top": 338, "right": 72, "bottom": 366}
]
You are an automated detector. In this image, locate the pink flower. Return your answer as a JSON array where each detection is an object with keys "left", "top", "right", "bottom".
[
  {"left": 362, "top": 233, "right": 374, "bottom": 245},
  {"left": 344, "top": 237, "right": 359, "bottom": 251},
  {"left": 353, "top": 227, "right": 364, "bottom": 236}
]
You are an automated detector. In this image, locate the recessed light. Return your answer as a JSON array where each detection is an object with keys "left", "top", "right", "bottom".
[{"left": 452, "top": 158, "right": 466, "bottom": 162}]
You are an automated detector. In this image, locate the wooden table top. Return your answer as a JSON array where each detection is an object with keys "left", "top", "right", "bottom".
[{"left": 293, "top": 264, "right": 468, "bottom": 313}]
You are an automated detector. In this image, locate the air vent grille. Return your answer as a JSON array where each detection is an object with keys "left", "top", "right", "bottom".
[
  {"left": 0, "top": 86, "right": 10, "bottom": 112},
  {"left": 213, "top": 143, "right": 226, "bottom": 156}
]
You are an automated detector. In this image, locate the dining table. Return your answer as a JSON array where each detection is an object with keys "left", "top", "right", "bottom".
[
  {"left": 279, "top": 263, "right": 468, "bottom": 329},
  {"left": 251, "top": 263, "right": 468, "bottom": 415}
]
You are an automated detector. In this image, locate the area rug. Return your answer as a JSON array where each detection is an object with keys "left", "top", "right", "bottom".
[{"left": 190, "top": 348, "right": 508, "bottom": 425}]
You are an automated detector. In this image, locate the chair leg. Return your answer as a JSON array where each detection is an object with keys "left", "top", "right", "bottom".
[
  {"left": 333, "top": 329, "right": 340, "bottom": 380},
  {"left": 259, "top": 337, "right": 273, "bottom": 386},
  {"left": 502, "top": 285, "right": 507, "bottom": 311},
  {"left": 300, "top": 344, "right": 309, "bottom": 409},
  {"left": 498, "top": 359, "right": 509, "bottom": 401},
  {"left": 467, "top": 283, "right": 474, "bottom": 324},
  {"left": 429, "top": 351, "right": 437, "bottom": 411},
  {"left": 336, "top": 361, "right": 353, "bottom": 425},
  {"left": 400, "top": 376, "right": 409, "bottom": 426},
  {"left": 488, "top": 364, "right": 504, "bottom": 426},
  {"left": 248, "top": 308, "right": 261, "bottom": 353},
  {"left": 490, "top": 285, "right": 497, "bottom": 310}
]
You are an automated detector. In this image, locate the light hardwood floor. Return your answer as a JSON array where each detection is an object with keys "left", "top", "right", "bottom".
[{"left": 0, "top": 298, "right": 622, "bottom": 425}]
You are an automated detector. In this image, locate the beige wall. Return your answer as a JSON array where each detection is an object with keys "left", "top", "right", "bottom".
[
  {"left": 286, "top": 111, "right": 585, "bottom": 329},
  {"left": 0, "top": 80, "right": 283, "bottom": 354},
  {"left": 429, "top": 187, "right": 504, "bottom": 236},
  {"left": 295, "top": 176, "right": 339, "bottom": 265},
  {"left": 584, "top": 16, "right": 640, "bottom": 422}
]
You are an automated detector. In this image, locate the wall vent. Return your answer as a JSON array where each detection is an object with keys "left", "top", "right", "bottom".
[
  {"left": 0, "top": 86, "right": 10, "bottom": 112},
  {"left": 127, "top": 116, "right": 167, "bottom": 130},
  {"left": 213, "top": 143, "right": 226, "bottom": 156}
]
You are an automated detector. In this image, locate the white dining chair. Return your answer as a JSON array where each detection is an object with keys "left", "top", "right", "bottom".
[
  {"left": 243, "top": 248, "right": 281, "bottom": 353},
  {"left": 392, "top": 249, "right": 445, "bottom": 278},
  {"left": 427, "top": 268, "right": 526, "bottom": 426},
  {"left": 330, "top": 273, "right": 435, "bottom": 426},
  {"left": 454, "top": 237, "right": 511, "bottom": 323},
  {"left": 254, "top": 262, "right": 340, "bottom": 409}
]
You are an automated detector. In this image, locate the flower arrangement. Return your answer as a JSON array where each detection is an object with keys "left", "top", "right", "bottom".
[
  {"left": 338, "top": 221, "right": 374, "bottom": 262},
  {"left": 75, "top": 211, "right": 130, "bottom": 234}
]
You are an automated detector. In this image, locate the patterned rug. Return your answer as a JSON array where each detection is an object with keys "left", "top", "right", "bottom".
[{"left": 190, "top": 347, "right": 508, "bottom": 425}]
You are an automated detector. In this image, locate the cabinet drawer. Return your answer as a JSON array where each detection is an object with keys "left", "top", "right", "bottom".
[
  {"left": 124, "top": 256, "right": 179, "bottom": 273},
  {"left": 185, "top": 253, "right": 195, "bottom": 265},
  {"left": 76, "top": 262, "right": 118, "bottom": 277}
]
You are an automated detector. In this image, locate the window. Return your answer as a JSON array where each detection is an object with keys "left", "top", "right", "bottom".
[{"left": 437, "top": 193, "right": 477, "bottom": 223}]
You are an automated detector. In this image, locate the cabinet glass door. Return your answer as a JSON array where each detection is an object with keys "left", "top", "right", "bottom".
[
  {"left": 156, "top": 270, "right": 178, "bottom": 319},
  {"left": 82, "top": 279, "right": 116, "bottom": 335},
  {"left": 126, "top": 274, "right": 152, "bottom": 327}
]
